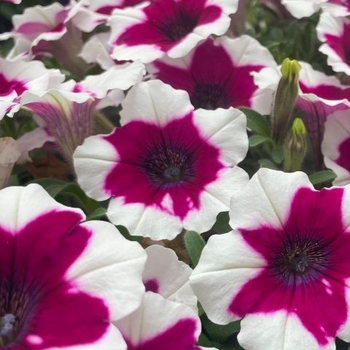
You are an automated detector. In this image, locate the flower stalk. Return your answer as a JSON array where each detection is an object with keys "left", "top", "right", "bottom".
[{"left": 271, "top": 58, "right": 301, "bottom": 145}]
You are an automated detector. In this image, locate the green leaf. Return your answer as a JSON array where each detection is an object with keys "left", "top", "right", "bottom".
[
  {"left": 7, "top": 174, "right": 20, "bottom": 186},
  {"left": 197, "top": 333, "right": 220, "bottom": 348},
  {"left": 272, "top": 145, "right": 284, "bottom": 164},
  {"left": 198, "top": 332, "right": 242, "bottom": 350},
  {"left": 202, "top": 314, "right": 241, "bottom": 343},
  {"left": 309, "top": 170, "right": 336, "bottom": 186},
  {"left": 183, "top": 230, "right": 205, "bottom": 267},
  {"left": 335, "top": 337, "right": 350, "bottom": 350},
  {"left": 197, "top": 302, "right": 205, "bottom": 317},
  {"left": 239, "top": 108, "right": 271, "bottom": 137},
  {"left": 259, "top": 158, "right": 278, "bottom": 170},
  {"left": 116, "top": 225, "right": 143, "bottom": 243},
  {"left": 28, "top": 178, "right": 74, "bottom": 198},
  {"left": 249, "top": 135, "right": 273, "bottom": 147},
  {"left": 27, "top": 178, "right": 103, "bottom": 214},
  {"left": 86, "top": 207, "right": 107, "bottom": 221},
  {"left": 211, "top": 211, "right": 231, "bottom": 234}
]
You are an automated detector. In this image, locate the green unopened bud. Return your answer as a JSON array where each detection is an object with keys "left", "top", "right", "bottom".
[
  {"left": 283, "top": 118, "right": 307, "bottom": 172},
  {"left": 271, "top": 58, "right": 301, "bottom": 145}
]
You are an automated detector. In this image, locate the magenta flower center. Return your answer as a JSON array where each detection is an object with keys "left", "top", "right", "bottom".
[
  {"left": 103, "top": 114, "right": 223, "bottom": 220},
  {"left": 272, "top": 237, "right": 329, "bottom": 285},
  {"left": 0, "top": 314, "right": 16, "bottom": 345},
  {"left": 142, "top": 144, "right": 193, "bottom": 187},
  {"left": 191, "top": 83, "right": 229, "bottom": 110},
  {"left": 0, "top": 283, "right": 39, "bottom": 345},
  {"left": 158, "top": 9, "right": 198, "bottom": 42}
]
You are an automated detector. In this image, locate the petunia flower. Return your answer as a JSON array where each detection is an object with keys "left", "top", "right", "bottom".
[
  {"left": 256, "top": 0, "right": 294, "bottom": 18},
  {"left": 291, "top": 62, "right": 350, "bottom": 168},
  {"left": 0, "top": 0, "right": 21, "bottom": 3},
  {"left": 79, "top": 32, "right": 142, "bottom": 69},
  {"left": 147, "top": 35, "right": 276, "bottom": 113},
  {"left": 254, "top": 61, "right": 350, "bottom": 169},
  {"left": 71, "top": 0, "right": 151, "bottom": 32},
  {"left": 79, "top": 33, "right": 117, "bottom": 70},
  {"left": 143, "top": 245, "right": 197, "bottom": 310},
  {"left": 190, "top": 168, "right": 350, "bottom": 350},
  {"left": 0, "top": 57, "right": 64, "bottom": 120},
  {"left": 88, "top": 0, "right": 150, "bottom": 15},
  {"left": 60, "top": 60, "right": 145, "bottom": 109},
  {"left": 20, "top": 61, "right": 144, "bottom": 163},
  {"left": 321, "top": 0, "right": 350, "bottom": 16},
  {"left": 21, "top": 89, "right": 97, "bottom": 163},
  {"left": 114, "top": 292, "right": 212, "bottom": 350},
  {"left": 73, "top": 80, "right": 249, "bottom": 240},
  {"left": 0, "top": 2, "right": 69, "bottom": 60},
  {"left": 0, "top": 2, "right": 92, "bottom": 77},
  {"left": 114, "top": 244, "right": 215, "bottom": 349},
  {"left": 0, "top": 183, "right": 147, "bottom": 348},
  {"left": 317, "top": 12, "right": 350, "bottom": 75},
  {"left": 108, "top": 0, "right": 239, "bottom": 63},
  {"left": 280, "top": 0, "right": 324, "bottom": 18},
  {"left": 322, "top": 108, "right": 350, "bottom": 185},
  {"left": 0, "top": 127, "right": 56, "bottom": 187}
]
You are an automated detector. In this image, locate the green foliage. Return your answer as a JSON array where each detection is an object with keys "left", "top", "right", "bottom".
[
  {"left": 245, "top": 0, "right": 331, "bottom": 73},
  {"left": 0, "top": 111, "right": 37, "bottom": 139},
  {"left": 202, "top": 315, "right": 241, "bottom": 343},
  {"left": 116, "top": 225, "right": 143, "bottom": 243},
  {"left": 183, "top": 230, "right": 206, "bottom": 267},
  {"left": 240, "top": 107, "right": 271, "bottom": 137},
  {"left": 309, "top": 169, "right": 336, "bottom": 187},
  {"left": 198, "top": 315, "right": 244, "bottom": 350},
  {"left": 211, "top": 212, "right": 231, "bottom": 234},
  {"left": 27, "top": 177, "right": 109, "bottom": 219},
  {"left": 336, "top": 338, "right": 350, "bottom": 350},
  {"left": 249, "top": 134, "right": 273, "bottom": 147}
]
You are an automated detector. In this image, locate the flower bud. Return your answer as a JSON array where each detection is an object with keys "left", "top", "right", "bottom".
[
  {"left": 271, "top": 58, "right": 301, "bottom": 145},
  {"left": 283, "top": 118, "right": 307, "bottom": 172}
]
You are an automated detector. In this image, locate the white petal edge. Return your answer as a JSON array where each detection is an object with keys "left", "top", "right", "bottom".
[
  {"left": 107, "top": 197, "right": 183, "bottom": 240},
  {"left": 66, "top": 220, "right": 147, "bottom": 321},
  {"left": 193, "top": 107, "right": 248, "bottom": 165},
  {"left": 190, "top": 231, "right": 266, "bottom": 325},
  {"left": 0, "top": 184, "right": 84, "bottom": 233},
  {"left": 114, "top": 292, "right": 201, "bottom": 346},
  {"left": 73, "top": 134, "right": 118, "bottom": 201},
  {"left": 144, "top": 245, "right": 197, "bottom": 310},
  {"left": 239, "top": 311, "right": 333, "bottom": 350},
  {"left": 322, "top": 109, "right": 350, "bottom": 186},
  {"left": 120, "top": 80, "right": 193, "bottom": 127},
  {"left": 229, "top": 168, "right": 313, "bottom": 231}
]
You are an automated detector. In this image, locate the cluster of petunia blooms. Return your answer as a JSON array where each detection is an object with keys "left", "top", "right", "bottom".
[{"left": 3, "top": 0, "right": 350, "bottom": 349}]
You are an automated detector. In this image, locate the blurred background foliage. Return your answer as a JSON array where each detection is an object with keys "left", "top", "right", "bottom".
[{"left": 245, "top": 0, "right": 333, "bottom": 73}]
